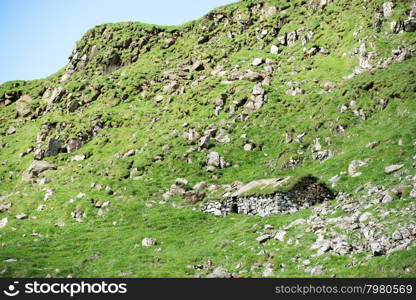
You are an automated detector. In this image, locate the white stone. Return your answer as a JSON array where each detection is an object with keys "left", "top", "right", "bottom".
[
  {"left": 0, "top": 217, "right": 8, "bottom": 229},
  {"left": 270, "top": 45, "right": 279, "bottom": 54},
  {"left": 262, "top": 267, "right": 274, "bottom": 277},
  {"left": 385, "top": 164, "right": 404, "bottom": 174},
  {"left": 252, "top": 57, "right": 263, "bottom": 66}
]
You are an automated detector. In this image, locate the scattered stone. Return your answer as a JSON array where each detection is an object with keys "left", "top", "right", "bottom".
[
  {"left": 22, "top": 160, "right": 57, "bottom": 182},
  {"left": 55, "top": 221, "right": 65, "bottom": 227},
  {"left": 193, "top": 181, "right": 206, "bottom": 191},
  {"left": 6, "top": 126, "right": 16, "bottom": 135},
  {"left": 252, "top": 58, "right": 263, "bottom": 66},
  {"left": 370, "top": 241, "right": 386, "bottom": 256},
  {"left": 207, "top": 267, "right": 232, "bottom": 278},
  {"left": 305, "top": 265, "right": 325, "bottom": 275},
  {"left": 286, "top": 87, "right": 304, "bottom": 96},
  {"left": 243, "top": 143, "right": 254, "bottom": 151},
  {"left": 175, "top": 178, "right": 189, "bottom": 188},
  {"left": 203, "top": 177, "right": 333, "bottom": 217},
  {"left": 0, "top": 203, "right": 11, "bottom": 213},
  {"left": 256, "top": 233, "right": 272, "bottom": 244},
  {"left": 323, "top": 81, "right": 336, "bottom": 91},
  {"left": 142, "top": 237, "right": 157, "bottom": 247},
  {"left": 72, "top": 155, "right": 86, "bottom": 162},
  {"left": 47, "top": 87, "right": 65, "bottom": 104},
  {"left": 367, "top": 141, "right": 380, "bottom": 149},
  {"left": 37, "top": 204, "right": 46, "bottom": 211},
  {"left": 252, "top": 84, "right": 264, "bottom": 96},
  {"left": 16, "top": 213, "right": 28, "bottom": 220},
  {"left": 71, "top": 208, "right": 85, "bottom": 221},
  {"left": 312, "top": 149, "right": 331, "bottom": 162},
  {"left": 154, "top": 95, "right": 164, "bottom": 103},
  {"left": 264, "top": 224, "right": 274, "bottom": 230},
  {"left": 123, "top": 149, "right": 136, "bottom": 158},
  {"left": 329, "top": 175, "right": 340, "bottom": 187},
  {"left": 65, "top": 139, "right": 83, "bottom": 153},
  {"left": 307, "top": 46, "right": 320, "bottom": 56},
  {"left": 76, "top": 193, "right": 85, "bottom": 199},
  {"left": 359, "top": 212, "right": 371, "bottom": 223},
  {"left": 16, "top": 95, "right": 33, "bottom": 117},
  {"left": 382, "top": 2, "right": 394, "bottom": 18},
  {"left": 262, "top": 267, "right": 274, "bottom": 277},
  {"left": 275, "top": 230, "right": 287, "bottom": 242},
  {"left": 404, "top": 19, "right": 416, "bottom": 32},
  {"left": 198, "top": 36, "right": 209, "bottom": 44},
  {"left": 270, "top": 45, "right": 279, "bottom": 54},
  {"left": 206, "top": 152, "right": 230, "bottom": 171},
  {"left": 0, "top": 217, "right": 8, "bottom": 229},
  {"left": 310, "top": 235, "right": 332, "bottom": 255}
]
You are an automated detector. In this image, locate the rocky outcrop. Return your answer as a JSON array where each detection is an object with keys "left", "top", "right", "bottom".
[{"left": 22, "top": 160, "right": 58, "bottom": 182}]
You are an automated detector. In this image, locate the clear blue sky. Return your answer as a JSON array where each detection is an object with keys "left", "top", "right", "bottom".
[{"left": 0, "top": 0, "right": 236, "bottom": 84}]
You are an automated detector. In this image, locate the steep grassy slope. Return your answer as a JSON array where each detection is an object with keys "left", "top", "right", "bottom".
[{"left": 0, "top": 0, "right": 415, "bottom": 277}]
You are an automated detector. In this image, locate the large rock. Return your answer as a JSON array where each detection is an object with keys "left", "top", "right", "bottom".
[
  {"left": 233, "top": 177, "right": 290, "bottom": 197},
  {"left": 385, "top": 164, "right": 404, "bottom": 174},
  {"left": 312, "top": 149, "right": 331, "bottom": 162},
  {"left": 6, "top": 126, "right": 16, "bottom": 135},
  {"left": 66, "top": 139, "right": 83, "bottom": 153},
  {"left": 404, "top": 19, "right": 416, "bottom": 32},
  {"left": 275, "top": 230, "right": 287, "bottom": 242},
  {"left": 252, "top": 84, "right": 264, "bottom": 96},
  {"left": 44, "top": 139, "right": 63, "bottom": 157},
  {"left": 142, "top": 237, "right": 157, "bottom": 247},
  {"left": 16, "top": 213, "right": 28, "bottom": 220},
  {"left": 252, "top": 58, "right": 263, "bottom": 66},
  {"left": 411, "top": 1, "right": 416, "bottom": 18},
  {"left": 44, "top": 87, "right": 65, "bottom": 104},
  {"left": 16, "top": 95, "right": 33, "bottom": 117},
  {"left": 0, "top": 203, "right": 12, "bottom": 212},
  {"left": 256, "top": 233, "right": 272, "bottom": 244},
  {"left": 270, "top": 45, "right": 279, "bottom": 54},
  {"left": 22, "top": 160, "right": 57, "bottom": 182},
  {"left": 183, "top": 191, "right": 206, "bottom": 205},
  {"left": 206, "top": 267, "right": 232, "bottom": 278},
  {"left": 286, "top": 87, "right": 304, "bottom": 96},
  {"left": 202, "top": 176, "right": 334, "bottom": 217},
  {"left": 206, "top": 152, "right": 230, "bottom": 171},
  {"left": 310, "top": 0, "right": 327, "bottom": 10},
  {"left": 382, "top": 2, "right": 394, "bottom": 18}
]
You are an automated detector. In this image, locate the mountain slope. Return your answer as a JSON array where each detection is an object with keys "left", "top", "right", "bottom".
[{"left": 0, "top": 0, "right": 416, "bottom": 277}]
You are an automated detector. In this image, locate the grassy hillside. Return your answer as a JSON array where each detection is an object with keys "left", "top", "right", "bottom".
[{"left": 0, "top": 0, "right": 415, "bottom": 277}]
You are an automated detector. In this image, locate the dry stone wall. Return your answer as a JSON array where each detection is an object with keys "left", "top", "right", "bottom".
[{"left": 202, "top": 176, "right": 334, "bottom": 217}]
